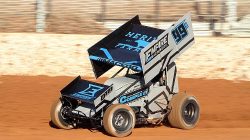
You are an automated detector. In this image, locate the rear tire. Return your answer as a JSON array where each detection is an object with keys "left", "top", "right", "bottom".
[
  {"left": 168, "top": 93, "right": 200, "bottom": 129},
  {"left": 103, "top": 104, "right": 135, "bottom": 137},
  {"left": 50, "top": 99, "right": 73, "bottom": 129}
]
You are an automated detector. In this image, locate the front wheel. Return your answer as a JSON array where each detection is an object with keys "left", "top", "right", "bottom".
[
  {"left": 167, "top": 93, "right": 200, "bottom": 129},
  {"left": 50, "top": 99, "right": 73, "bottom": 129},
  {"left": 103, "top": 104, "right": 136, "bottom": 137}
]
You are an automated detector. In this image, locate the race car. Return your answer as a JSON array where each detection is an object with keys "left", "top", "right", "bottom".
[{"left": 50, "top": 12, "right": 200, "bottom": 137}]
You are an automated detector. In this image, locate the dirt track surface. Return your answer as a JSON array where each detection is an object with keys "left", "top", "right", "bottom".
[{"left": 0, "top": 76, "right": 250, "bottom": 139}]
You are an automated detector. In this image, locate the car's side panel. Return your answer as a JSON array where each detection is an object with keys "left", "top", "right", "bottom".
[{"left": 140, "top": 12, "right": 195, "bottom": 84}]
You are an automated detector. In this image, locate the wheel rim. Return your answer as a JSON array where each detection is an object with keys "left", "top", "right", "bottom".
[
  {"left": 60, "top": 106, "right": 70, "bottom": 119},
  {"left": 182, "top": 99, "right": 199, "bottom": 125},
  {"left": 112, "top": 109, "right": 132, "bottom": 133},
  {"left": 59, "top": 105, "right": 73, "bottom": 126}
]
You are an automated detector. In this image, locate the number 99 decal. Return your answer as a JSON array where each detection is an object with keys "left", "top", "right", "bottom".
[{"left": 171, "top": 21, "right": 189, "bottom": 45}]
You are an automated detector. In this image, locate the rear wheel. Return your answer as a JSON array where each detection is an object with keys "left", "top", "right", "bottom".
[
  {"left": 103, "top": 104, "right": 136, "bottom": 137},
  {"left": 168, "top": 93, "right": 200, "bottom": 129},
  {"left": 50, "top": 99, "right": 73, "bottom": 129}
]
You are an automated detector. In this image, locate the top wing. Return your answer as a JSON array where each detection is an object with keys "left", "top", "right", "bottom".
[{"left": 88, "top": 13, "right": 194, "bottom": 82}]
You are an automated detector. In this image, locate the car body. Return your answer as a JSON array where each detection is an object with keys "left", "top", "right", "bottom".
[{"left": 50, "top": 12, "right": 200, "bottom": 137}]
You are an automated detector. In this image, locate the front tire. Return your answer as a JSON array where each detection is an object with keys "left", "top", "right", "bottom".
[
  {"left": 103, "top": 104, "right": 136, "bottom": 137},
  {"left": 50, "top": 99, "right": 73, "bottom": 129},
  {"left": 168, "top": 93, "right": 200, "bottom": 129}
]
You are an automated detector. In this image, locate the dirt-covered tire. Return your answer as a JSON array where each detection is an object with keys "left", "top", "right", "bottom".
[
  {"left": 168, "top": 93, "right": 200, "bottom": 129},
  {"left": 103, "top": 104, "right": 136, "bottom": 137},
  {"left": 50, "top": 99, "right": 73, "bottom": 129}
]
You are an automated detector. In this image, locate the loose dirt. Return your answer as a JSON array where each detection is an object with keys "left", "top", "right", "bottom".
[{"left": 0, "top": 76, "right": 249, "bottom": 140}]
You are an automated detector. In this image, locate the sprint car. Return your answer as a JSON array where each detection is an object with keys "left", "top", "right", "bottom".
[{"left": 50, "top": 13, "right": 200, "bottom": 137}]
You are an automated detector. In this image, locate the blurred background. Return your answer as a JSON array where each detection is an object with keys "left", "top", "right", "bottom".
[
  {"left": 0, "top": 0, "right": 250, "bottom": 36},
  {"left": 0, "top": 0, "right": 250, "bottom": 80}
]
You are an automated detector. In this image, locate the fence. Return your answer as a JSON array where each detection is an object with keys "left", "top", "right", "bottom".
[{"left": 0, "top": 0, "right": 249, "bottom": 36}]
